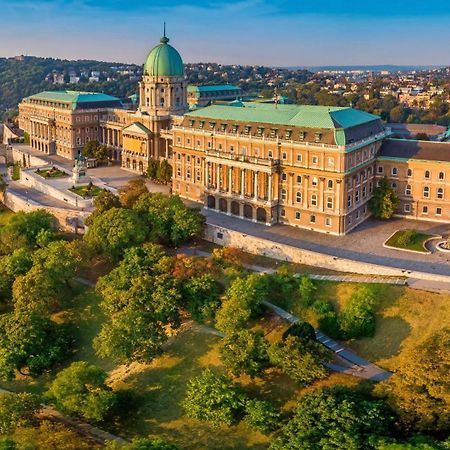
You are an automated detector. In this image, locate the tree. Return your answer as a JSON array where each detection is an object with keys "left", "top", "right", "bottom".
[
  {"left": 380, "top": 328, "right": 450, "bottom": 432},
  {"left": 268, "top": 335, "right": 330, "bottom": 385},
  {"left": 0, "top": 312, "right": 72, "bottom": 380},
  {"left": 47, "top": 361, "right": 117, "bottom": 422},
  {"left": 389, "top": 105, "right": 406, "bottom": 123},
  {"left": 119, "top": 178, "right": 148, "bottom": 208},
  {"left": 156, "top": 159, "right": 172, "bottom": 184},
  {"left": 0, "top": 210, "right": 56, "bottom": 254},
  {"left": 133, "top": 193, "right": 204, "bottom": 246},
  {"left": 215, "top": 274, "right": 269, "bottom": 334},
  {"left": 82, "top": 140, "right": 109, "bottom": 162},
  {"left": 282, "top": 321, "right": 316, "bottom": 342},
  {"left": 243, "top": 399, "right": 280, "bottom": 433},
  {"left": 85, "top": 207, "right": 147, "bottom": 260},
  {"left": 219, "top": 330, "right": 270, "bottom": 378},
  {"left": 0, "top": 392, "right": 40, "bottom": 435},
  {"left": 270, "top": 387, "right": 393, "bottom": 450},
  {"left": 147, "top": 160, "right": 159, "bottom": 180},
  {"left": 369, "top": 176, "right": 399, "bottom": 220},
  {"left": 0, "top": 248, "right": 33, "bottom": 302},
  {"left": 297, "top": 274, "right": 316, "bottom": 307},
  {"left": 339, "top": 286, "right": 378, "bottom": 339},
  {"left": 93, "top": 308, "right": 167, "bottom": 364},
  {"left": 181, "top": 273, "right": 221, "bottom": 322},
  {"left": 182, "top": 369, "right": 245, "bottom": 427},
  {"left": 12, "top": 421, "right": 96, "bottom": 450},
  {"left": 85, "top": 190, "right": 121, "bottom": 226}
]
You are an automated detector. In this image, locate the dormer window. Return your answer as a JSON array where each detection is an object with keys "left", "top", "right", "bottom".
[
  {"left": 257, "top": 127, "right": 264, "bottom": 137},
  {"left": 244, "top": 125, "right": 251, "bottom": 135},
  {"left": 209, "top": 122, "right": 216, "bottom": 130},
  {"left": 285, "top": 129, "right": 292, "bottom": 139},
  {"left": 199, "top": 121, "right": 205, "bottom": 129},
  {"left": 221, "top": 123, "right": 227, "bottom": 132},
  {"left": 299, "top": 131, "right": 306, "bottom": 141},
  {"left": 189, "top": 119, "right": 195, "bottom": 127},
  {"left": 314, "top": 132, "right": 322, "bottom": 142},
  {"left": 270, "top": 128, "right": 278, "bottom": 138},
  {"left": 232, "top": 124, "right": 239, "bottom": 133}
]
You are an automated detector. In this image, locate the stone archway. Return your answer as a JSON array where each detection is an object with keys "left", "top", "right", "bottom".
[
  {"left": 231, "top": 201, "right": 240, "bottom": 216},
  {"left": 256, "top": 207, "right": 267, "bottom": 223},
  {"left": 207, "top": 195, "right": 216, "bottom": 209},
  {"left": 243, "top": 204, "right": 253, "bottom": 219},
  {"left": 218, "top": 198, "right": 227, "bottom": 212},
  {"left": 132, "top": 160, "right": 137, "bottom": 171}
]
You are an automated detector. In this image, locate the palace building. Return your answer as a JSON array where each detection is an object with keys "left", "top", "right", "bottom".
[
  {"left": 18, "top": 32, "right": 187, "bottom": 173},
  {"left": 16, "top": 32, "right": 450, "bottom": 234}
]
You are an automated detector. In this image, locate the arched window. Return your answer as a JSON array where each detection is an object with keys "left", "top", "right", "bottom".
[
  {"left": 439, "top": 172, "right": 445, "bottom": 180},
  {"left": 425, "top": 170, "right": 430, "bottom": 179},
  {"left": 423, "top": 186, "right": 430, "bottom": 198},
  {"left": 407, "top": 168, "right": 412, "bottom": 177},
  {"left": 327, "top": 180, "right": 333, "bottom": 189},
  {"left": 405, "top": 185, "right": 412, "bottom": 196},
  {"left": 392, "top": 167, "right": 398, "bottom": 176},
  {"left": 437, "top": 187, "right": 444, "bottom": 199}
]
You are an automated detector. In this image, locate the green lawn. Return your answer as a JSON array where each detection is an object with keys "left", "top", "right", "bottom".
[
  {"left": 36, "top": 167, "right": 68, "bottom": 178},
  {"left": 384, "top": 229, "right": 434, "bottom": 253},
  {"left": 69, "top": 185, "right": 104, "bottom": 198}
]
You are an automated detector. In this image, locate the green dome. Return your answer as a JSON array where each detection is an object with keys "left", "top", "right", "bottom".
[{"left": 144, "top": 36, "right": 184, "bottom": 77}]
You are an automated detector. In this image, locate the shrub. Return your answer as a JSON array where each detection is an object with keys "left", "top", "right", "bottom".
[
  {"left": 298, "top": 274, "right": 316, "bottom": 307},
  {"left": 397, "top": 229, "right": 417, "bottom": 247},
  {"left": 282, "top": 321, "right": 316, "bottom": 342},
  {"left": 311, "top": 300, "right": 342, "bottom": 339},
  {"left": 0, "top": 392, "right": 41, "bottom": 435}
]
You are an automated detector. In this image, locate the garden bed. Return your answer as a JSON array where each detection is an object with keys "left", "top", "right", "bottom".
[
  {"left": 384, "top": 229, "right": 436, "bottom": 254},
  {"left": 69, "top": 184, "right": 104, "bottom": 198},
  {"left": 36, "top": 167, "right": 68, "bottom": 178}
]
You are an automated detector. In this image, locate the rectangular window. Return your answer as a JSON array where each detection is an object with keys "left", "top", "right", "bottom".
[
  {"left": 268, "top": 150, "right": 273, "bottom": 158},
  {"left": 326, "top": 197, "right": 333, "bottom": 209},
  {"left": 310, "top": 215, "right": 316, "bottom": 224},
  {"left": 297, "top": 154, "right": 302, "bottom": 162},
  {"left": 295, "top": 211, "right": 301, "bottom": 220},
  {"left": 404, "top": 204, "right": 411, "bottom": 213},
  {"left": 377, "top": 166, "right": 384, "bottom": 174},
  {"left": 281, "top": 208, "right": 286, "bottom": 217},
  {"left": 436, "top": 207, "right": 442, "bottom": 216},
  {"left": 296, "top": 175, "right": 302, "bottom": 184},
  {"left": 282, "top": 152, "right": 287, "bottom": 160},
  {"left": 312, "top": 156, "right": 319, "bottom": 165},
  {"left": 325, "top": 217, "right": 332, "bottom": 227},
  {"left": 422, "top": 206, "right": 428, "bottom": 214}
]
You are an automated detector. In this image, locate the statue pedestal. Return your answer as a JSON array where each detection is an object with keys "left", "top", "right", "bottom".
[{"left": 72, "top": 158, "right": 90, "bottom": 186}]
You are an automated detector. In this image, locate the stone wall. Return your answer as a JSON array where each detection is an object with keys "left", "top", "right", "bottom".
[
  {"left": 3, "top": 190, "right": 89, "bottom": 234},
  {"left": 205, "top": 222, "right": 450, "bottom": 283}
]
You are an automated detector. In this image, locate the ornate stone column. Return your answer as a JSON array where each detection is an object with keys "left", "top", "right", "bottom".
[{"left": 253, "top": 171, "right": 259, "bottom": 200}]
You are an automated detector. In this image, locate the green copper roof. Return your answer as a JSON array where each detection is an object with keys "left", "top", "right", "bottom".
[
  {"left": 25, "top": 90, "right": 121, "bottom": 110},
  {"left": 187, "top": 84, "right": 241, "bottom": 93},
  {"left": 144, "top": 36, "right": 184, "bottom": 77},
  {"left": 185, "top": 102, "right": 380, "bottom": 130}
]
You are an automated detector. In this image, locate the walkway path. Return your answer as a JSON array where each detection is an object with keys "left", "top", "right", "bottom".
[
  {"left": 203, "top": 208, "right": 450, "bottom": 277},
  {"left": 0, "top": 387, "right": 128, "bottom": 445},
  {"left": 262, "top": 301, "right": 391, "bottom": 381}
]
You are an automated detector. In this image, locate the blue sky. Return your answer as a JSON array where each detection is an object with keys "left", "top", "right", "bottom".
[{"left": 1, "top": 0, "right": 450, "bottom": 66}]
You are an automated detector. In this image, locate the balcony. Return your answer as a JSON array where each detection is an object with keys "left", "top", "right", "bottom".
[{"left": 205, "top": 149, "right": 279, "bottom": 171}]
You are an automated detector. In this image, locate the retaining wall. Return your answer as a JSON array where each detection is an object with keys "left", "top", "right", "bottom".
[{"left": 205, "top": 223, "right": 450, "bottom": 283}]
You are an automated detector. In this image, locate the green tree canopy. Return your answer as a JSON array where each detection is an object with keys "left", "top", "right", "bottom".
[
  {"left": 219, "top": 330, "right": 270, "bottom": 378},
  {"left": 84, "top": 207, "right": 147, "bottom": 260},
  {"left": 268, "top": 335, "right": 330, "bottom": 385},
  {"left": 85, "top": 190, "right": 121, "bottom": 226},
  {"left": 369, "top": 177, "right": 399, "bottom": 220},
  {"left": 0, "top": 312, "right": 72, "bottom": 380},
  {"left": 270, "top": 387, "right": 393, "bottom": 450},
  {"left": 0, "top": 392, "right": 40, "bottom": 435},
  {"left": 118, "top": 178, "right": 148, "bottom": 208},
  {"left": 182, "top": 369, "right": 245, "bottom": 427},
  {"left": 47, "top": 361, "right": 117, "bottom": 422}
]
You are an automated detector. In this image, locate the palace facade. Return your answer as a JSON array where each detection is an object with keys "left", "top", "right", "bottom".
[
  {"left": 16, "top": 33, "right": 450, "bottom": 234},
  {"left": 18, "top": 33, "right": 187, "bottom": 173}
]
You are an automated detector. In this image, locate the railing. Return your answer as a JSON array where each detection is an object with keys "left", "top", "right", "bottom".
[{"left": 205, "top": 149, "right": 280, "bottom": 167}]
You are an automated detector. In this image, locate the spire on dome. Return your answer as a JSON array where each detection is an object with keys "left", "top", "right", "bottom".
[{"left": 160, "top": 22, "right": 169, "bottom": 44}]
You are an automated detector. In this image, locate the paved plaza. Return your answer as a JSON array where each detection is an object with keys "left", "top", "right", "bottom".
[{"left": 202, "top": 208, "right": 450, "bottom": 276}]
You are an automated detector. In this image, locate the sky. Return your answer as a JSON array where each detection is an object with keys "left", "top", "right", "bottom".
[{"left": 1, "top": 0, "right": 450, "bottom": 66}]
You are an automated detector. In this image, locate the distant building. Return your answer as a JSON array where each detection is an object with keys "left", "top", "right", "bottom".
[
  {"left": 187, "top": 84, "right": 242, "bottom": 108},
  {"left": 2, "top": 123, "right": 24, "bottom": 145}
]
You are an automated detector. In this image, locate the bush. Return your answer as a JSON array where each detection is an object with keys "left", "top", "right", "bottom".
[
  {"left": 0, "top": 392, "right": 41, "bottom": 435},
  {"left": 282, "top": 321, "right": 316, "bottom": 342},
  {"left": 243, "top": 399, "right": 280, "bottom": 433},
  {"left": 298, "top": 274, "right": 316, "bottom": 307},
  {"left": 397, "top": 229, "right": 417, "bottom": 247},
  {"left": 311, "top": 300, "right": 342, "bottom": 339}
]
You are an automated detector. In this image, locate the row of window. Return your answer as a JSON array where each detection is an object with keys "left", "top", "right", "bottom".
[
  {"left": 379, "top": 166, "right": 446, "bottom": 180},
  {"left": 280, "top": 209, "right": 333, "bottom": 227},
  {"left": 280, "top": 190, "right": 334, "bottom": 208},
  {"left": 403, "top": 204, "right": 445, "bottom": 216},
  {"left": 189, "top": 121, "right": 324, "bottom": 142},
  {"left": 394, "top": 184, "right": 446, "bottom": 199},
  {"left": 281, "top": 173, "right": 335, "bottom": 189}
]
